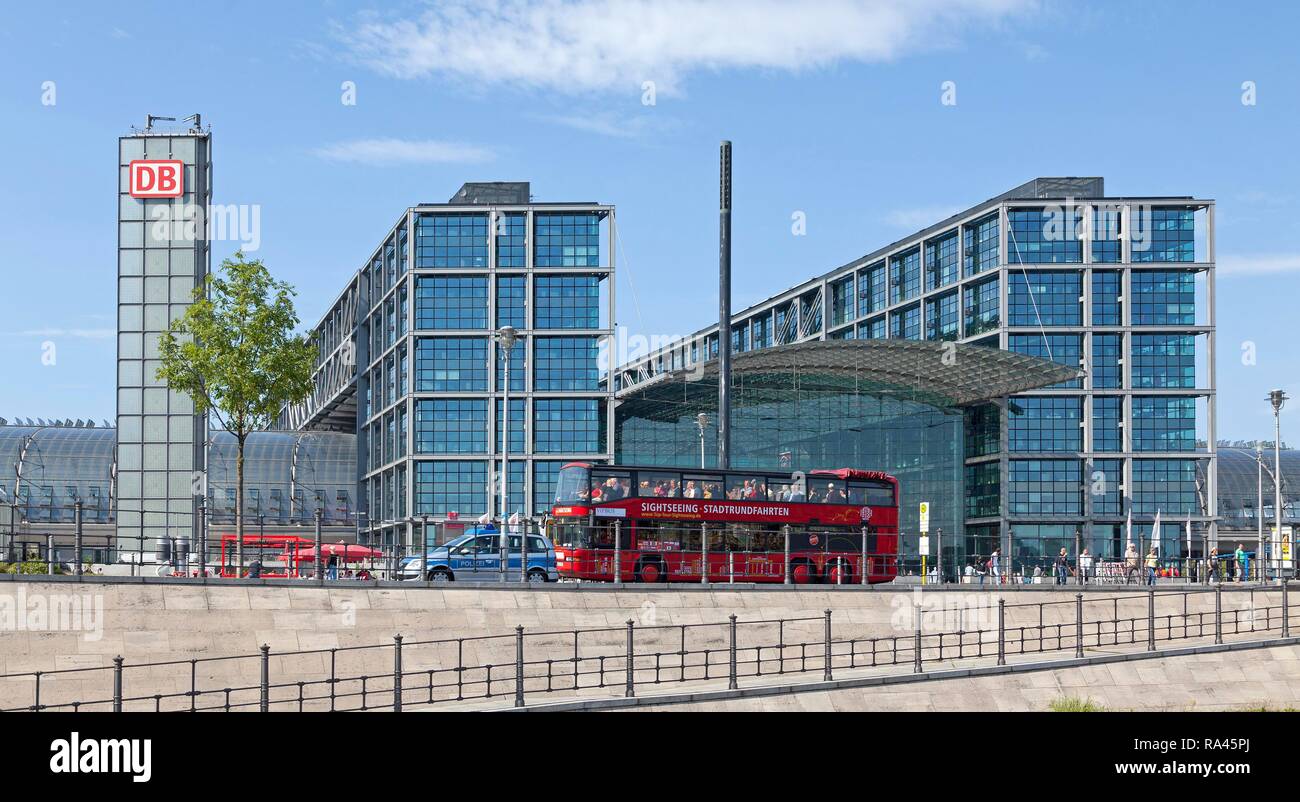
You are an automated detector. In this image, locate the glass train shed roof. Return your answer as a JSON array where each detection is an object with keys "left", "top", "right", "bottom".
[{"left": 616, "top": 339, "right": 1082, "bottom": 411}]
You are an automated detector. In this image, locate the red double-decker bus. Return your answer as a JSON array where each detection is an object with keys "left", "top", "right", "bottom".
[{"left": 549, "top": 462, "right": 899, "bottom": 584}]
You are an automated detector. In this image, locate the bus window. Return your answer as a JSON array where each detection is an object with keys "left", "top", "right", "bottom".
[
  {"left": 634, "top": 519, "right": 683, "bottom": 551},
  {"left": 725, "top": 475, "right": 766, "bottom": 500},
  {"left": 554, "top": 465, "right": 591, "bottom": 504},
  {"left": 849, "top": 482, "right": 895, "bottom": 506},
  {"left": 768, "top": 478, "right": 806, "bottom": 503},
  {"left": 552, "top": 521, "right": 592, "bottom": 549},
  {"left": 638, "top": 471, "right": 681, "bottom": 498},
  {"left": 809, "top": 480, "right": 847, "bottom": 504},
  {"left": 681, "top": 475, "right": 723, "bottom": 499},
  {"left": 591, "top": 470, "right": 632, "bottom": 502}
]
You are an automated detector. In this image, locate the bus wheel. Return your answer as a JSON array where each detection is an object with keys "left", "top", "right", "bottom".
[
  {"left": 825, "top": 563, "right": 852, "bottom": 585},
  {"left": 428, "top": 568, "right": 453, "bottom": 582},
  {"left": 637, "top": 560, "right": 663, "bottom": 584},
  {"left": 790, "top": 561, "right": 814, "bottom": 584}
]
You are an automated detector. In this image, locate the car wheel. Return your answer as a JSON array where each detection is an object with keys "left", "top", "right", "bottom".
[
  {"left": 428, "top": 568, "right": 453, "bottom": 582},
  {"left": 527, "top": 568, "right": 548, "bottom": 583}
]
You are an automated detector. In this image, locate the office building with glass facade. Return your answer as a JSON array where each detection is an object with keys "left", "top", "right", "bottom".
[
  {"left": 615, "top": 178, "right": 1217, "bottom": 573},
  {"left": 281, "top": 182, "right": 616, "bottom": 550}
]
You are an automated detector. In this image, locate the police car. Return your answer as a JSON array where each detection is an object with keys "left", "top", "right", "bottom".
[{"left": 397, "top": 525, "right": 558, "bottom": 582}]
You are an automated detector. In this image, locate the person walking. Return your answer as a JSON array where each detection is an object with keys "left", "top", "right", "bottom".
[
  {"left": 1080, "top": 548, "right": 1093, "bottom": 585},
  {"left": 326, "top": 551, "right": 339, "bottom": 581},
  {"left": 1145, "top": 547, "right": 1158, "bottom": 586},
  {"left": 1208, "top": 547, "right": 1220, "bottom": 584},
  {"left": 1055, "top": 548, "right": 1070, "bottom": 585},
  {"left": 990, "top": 548, "right": 1002, "bottom": 585},
  {"left": 1234, "top": 543, "right": 1247, "bottom": 583}
]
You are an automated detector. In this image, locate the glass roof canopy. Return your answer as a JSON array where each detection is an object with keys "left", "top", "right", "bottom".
[{"left": 615, "top": 339, "right": 1083, "bottom": 413}]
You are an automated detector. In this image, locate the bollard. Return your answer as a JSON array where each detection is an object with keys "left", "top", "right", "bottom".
[
  {"left": 74, "top": 500, "right": 83, "bottom": 576},
  {"left": 1215, "top": 585, "right": 1223, "bottom": 644},
  {"left": 393, "top": 635, "right": 404, "bottom": 712},
  {"left": 823, "top": 609, "right": 833, "bottom": 681},
  {"left": 113, "top": 656, "right": 124, "bottom": 712},
  {"left": 997, "top": 599, "right": 1006, "bottom": 666},
  {"left": 46, "top": 533, "right": 54, "bottom": 575},
  {"left": 1147, "top": 590, "right": 1156, "bottom": 652},
  {"left": 515, "top": 626, "right": 526, "bottom": 708},
  {"left": 520, "top": 519, "right": 529, "bottom": 584},
  {"left": 259, "top": 644, "right": 270, "bottom": 712},
  {"left": 314, "top": 508, "right": 324, "bottom": 584},
  {"left": 1076, "top": 594, "right": 1085, "bottom": 657},
  {"left": 783, "top": 525, "right": 792, "bottom": 585},
  {"left": 729, "top": 550, "right": 735, "bottom": 584},
  {"left": 728, "top": 614, "right": 738, "bottom": 690},
  {"left": 914, "top": 602, "right": 923, "bottom": 673},
  {"left": 624, "top": 620, "right": 636, "bottom": 698}
]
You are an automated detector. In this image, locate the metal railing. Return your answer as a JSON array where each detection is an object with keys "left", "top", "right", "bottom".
[{"left": 1, "top": 584, "right": 1292, "bottom": 712}]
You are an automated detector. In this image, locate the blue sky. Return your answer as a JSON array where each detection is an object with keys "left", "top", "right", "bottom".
[{"left": 0, "top": 0, "right": 1297, "bottom": 440}]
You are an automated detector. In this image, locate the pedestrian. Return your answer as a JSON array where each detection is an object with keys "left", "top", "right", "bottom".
[
  {"left": 1234, "top": 543, "right": 1246, "bottom": 583},
  {"left": 1055, "top": 548, "right": 1070, "bottom": 585},
  {"left": 1144, "top": 547, "right": 1158, "bottom": 586},
  {"left": 1208, "top": 547, "right": 1219, "bottom": 584},
  {"left": 975, "top": 555, "right": 987, "bottom": 586},
  {"left": 1080, "top": 548, "right": 1093, "bottom": 585},
  {"left": 327, "top": 551, "right": 339, "bottom": 581},
  {"left": 989, "top": 548, "right": 1001, "bottom": 585}
]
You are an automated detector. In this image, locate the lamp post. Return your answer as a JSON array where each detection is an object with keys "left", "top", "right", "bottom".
[
  {"left": 497, "top": 325, "right": 519, "bottom": 581},
  {"left": 696, "top": 413, "right": 709, "bottom": 469},
  {"left": 1270, "top": 389, "right": 1288, "bottom": 581}
]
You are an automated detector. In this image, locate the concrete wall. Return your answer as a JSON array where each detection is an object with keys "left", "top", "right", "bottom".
[
  {"left": 627, "top": 642, "right": 1300, "bottom": 712},
  {"left": 0, "top": 579, "right": 1285, "bottom": 711}
]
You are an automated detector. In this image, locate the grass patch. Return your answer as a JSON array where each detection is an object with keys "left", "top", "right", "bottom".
[
  {"left": 1238, "top": 704, "right": 1299, "bottom": 712},
  {"left": 1048, "top": 696, "right": 1105, "bottom": 712}
]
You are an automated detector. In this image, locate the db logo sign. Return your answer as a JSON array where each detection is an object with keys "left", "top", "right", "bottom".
[{"left": 129, "top": 160, "right": 184, "bottom": 198}]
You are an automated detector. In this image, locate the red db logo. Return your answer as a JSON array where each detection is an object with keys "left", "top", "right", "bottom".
[{"left": 129, "top": 160, "right": 184, "bottom": 198}]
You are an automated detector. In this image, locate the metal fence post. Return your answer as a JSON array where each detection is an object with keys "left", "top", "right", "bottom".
[
  {"left": 624, "top": 619, "right": 636, "bottom": 698},
  {"left": 700, "top": 522, "right": 709, "bottom": 585},
  {"left": 515, "top": 626, "right": 526, "bottom": 707},
  {"left": 613, "top": 520, "right": 621, "bottom": 584},
  {"left": 314, "top": 508, "right": 324, "bottom": 584},
  {"left": 46, "top": 533, "right": 54, "bottom": 575},
  {"left": 997, "top": 598, "right": 1006, "bottom": 666},
  {"left": 259, "top": 644, "right": 270, "bottom": 712},
  {"left": 823, "top": 609, "right": 833, "bottom": 681},
  {"left": 1284, "top": 579, "right": 1290, "bottom": 638},
  {"left": 783, "top": 524, "right": 791, "bottom": 585},
  {"left": 914, "top": 601, "right": 923, "bottom": 673},
  {"left": 393, "top": 634, "right": 404, "bottom": 712},
  {"left": 1076, "top": 593, "right": 1085, "bottom": 657},
  {"left": 74, "top": 500, "right": 84, "bottom": 576},
  {"left": 199, "top": 501, "right": 207, "bottom": 577},
  {"left": 728, "top": 614, "right": 738, "bottom": 689},
  {"left": 1215, "top": 584, "right": 1223, "bottom": 644},
  {"left": 1147, "top": 589, "right": 1156, "bottom": 652},
  {"left": 860, "top": 526, "right": 868, "bottom": 586},
  {"left": 112, "top": 656, "right": 124, "bottom": 712}
]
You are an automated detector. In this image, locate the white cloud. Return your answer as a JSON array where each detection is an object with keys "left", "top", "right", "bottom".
[
  {"left": 884, "top": 205, "right": 962, "bottom": 229},
  {"left": 312, "top": 138, "right": 495, "bottom": 166},
  {"left": 337, "top": 0, "right": 1037, "bottom": 94},
  {"left": 1218, "top": 253, "right": 1300, "bottom": 277}
]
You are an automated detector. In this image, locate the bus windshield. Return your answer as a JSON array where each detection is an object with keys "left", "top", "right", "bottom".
[{"left": 554, "top": 464, "right": 592, "bottom": 505}]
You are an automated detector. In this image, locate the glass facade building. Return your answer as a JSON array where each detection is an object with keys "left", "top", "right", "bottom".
[
  {"left": 281, "top": 183, "right": 615, "bottom": 550},
  {"left": 614, "top": 178, "right": 1217, "bottom": 574}
]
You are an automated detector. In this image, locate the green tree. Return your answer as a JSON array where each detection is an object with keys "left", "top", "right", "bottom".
[{"left": 157, "top": 252, "right": 315, "bottom": 574}]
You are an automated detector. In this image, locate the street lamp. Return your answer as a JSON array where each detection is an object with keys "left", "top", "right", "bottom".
[
  {"left": 695, "top": 413, "right": 709, "bottom": 469},
  {"left": 497, "top": 325, "right": 520, "bottom": 581},
  {"left": 1269, "top": 389, "right": 1288, "bottom": 581}
]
